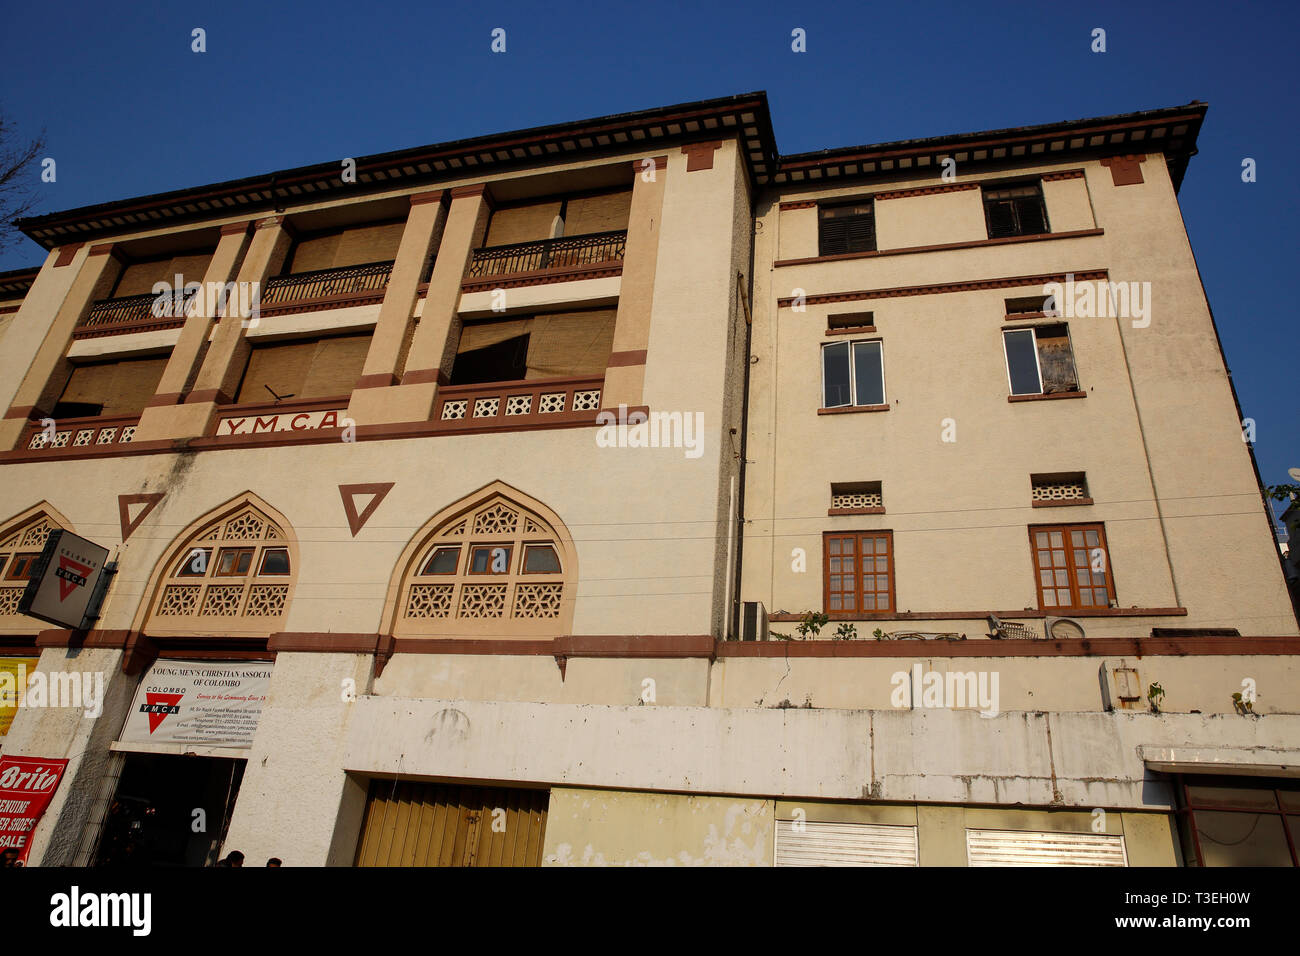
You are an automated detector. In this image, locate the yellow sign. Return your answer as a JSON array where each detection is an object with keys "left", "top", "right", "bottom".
[{"left": 0, "top": 659, "right": 39, "bottom": 737}]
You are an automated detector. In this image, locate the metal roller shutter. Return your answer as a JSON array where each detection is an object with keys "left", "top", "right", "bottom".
[
  {"left": 355, "top": 779, "right": 549, "bottom": 867},
  {"left": 965, "top": 828, "right": 1128, "bottom": 866},
  {"left": 775, "top": 820, "right": 919, "bottom": 867}
]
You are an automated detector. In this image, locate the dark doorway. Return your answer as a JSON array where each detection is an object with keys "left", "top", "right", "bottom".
[{"left": 94, "top": 753, "right": 245, "bottom": 868}]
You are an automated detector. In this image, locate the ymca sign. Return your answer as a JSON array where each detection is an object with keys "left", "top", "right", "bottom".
[
  {"left": 18, "top": 530, "right": 111, "bottom": 630},
  {"left": 216, "top": 408, "right": 348, "bottom": 436}
]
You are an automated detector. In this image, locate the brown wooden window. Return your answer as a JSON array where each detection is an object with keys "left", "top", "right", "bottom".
[
  {"left": 823, "top": 532, "right": 894, "bottom": 612},
  {"left": 1176, "top": 775, "right": 1300, "bottom": 867},
  {"left": 175, "top": 548, "right": 211, "bottom": 576},
  {"left": 149, "top": 502, "right": 293, "bottom": 630},
  {"left": 420, "top": 547, "right": 460, "bottom": 575},
  {"left": 258, "top": 548, "right": 291, "bottom": 575},
  {"left": 1030, "top": 523, "right": 1114, "bottom": 610},
  {"left": 4, "top": 553, "right": 39, "bottom": 581},
  {"left": 818, "top": 201, "right": 876, "bottom": 256},
  {"left": 215, "top": 548, "right": 255, "bottom": 576},
  {"left": 469, "top": 545, "right": 512, "bottom": 574},
  {"left": 522, "top": 544, "right": 561, "bottom": 574},
  {"left": 983, "top": 182, "right": 1049, "bottom": 238}
]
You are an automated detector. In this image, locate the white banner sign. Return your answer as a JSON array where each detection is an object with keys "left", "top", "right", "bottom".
[{"left": 120, "top": 661, "right": 272, "bottom": 750}]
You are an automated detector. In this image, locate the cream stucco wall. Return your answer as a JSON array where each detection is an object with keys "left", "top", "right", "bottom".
[{"left": 744, "top": 155, "right": 1297, "bottom": 637}]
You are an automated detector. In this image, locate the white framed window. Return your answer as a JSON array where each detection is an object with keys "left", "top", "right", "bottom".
[
  {"left": 1002, "top": 323, "right": 1079, "bottom": 396},
  {"left": 822, "top": 339, "right": 885, "bottom": 409}
]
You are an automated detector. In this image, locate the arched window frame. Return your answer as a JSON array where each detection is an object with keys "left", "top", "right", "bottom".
[
  {"left": 139, "top": 494, "right": 297, "bottom": 638},
  {"left": 387, "top": 482, "right": 577, "bottom": 638},
  {"left": 0, "top": 504, "right": 72, "bottom": 631}
]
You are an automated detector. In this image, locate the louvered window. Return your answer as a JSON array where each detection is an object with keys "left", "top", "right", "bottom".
[
  {"left": 983, "top": 183, "right": 1049, "bottom": 238},
  {"left": 966, "top": 829, "right": 1128, "bottom": 866},
  {"left": 818, "top": 201, "right": 876, "bottom": 256},
  {"left": 775, "top": 820, "right": 918, "bottom": 866}
]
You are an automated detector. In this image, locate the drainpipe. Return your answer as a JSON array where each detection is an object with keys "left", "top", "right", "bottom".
[{"left": 731, "top": 268, "right": 754, "bottom": 641}]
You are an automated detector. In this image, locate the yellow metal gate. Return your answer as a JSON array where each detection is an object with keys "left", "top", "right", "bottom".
[{"left": 354, "top": 780, "right": 549, "bottom": 867}]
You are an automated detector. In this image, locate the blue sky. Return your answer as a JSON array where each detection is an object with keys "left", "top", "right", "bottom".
[{"left": 1, "top": 0, "right": 1296, "bottom": 516}]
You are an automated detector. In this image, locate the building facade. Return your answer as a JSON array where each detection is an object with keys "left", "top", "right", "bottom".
[{"left": 0, "top": 93, "right": 1296, "bottom": 867}]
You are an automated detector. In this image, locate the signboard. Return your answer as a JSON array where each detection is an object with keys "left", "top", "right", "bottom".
[
  {"left": 17, "top": 530, "right": 111, "bottom": 630},
  {"left": 119, "top": 661, "right": 272, "bottom": 750},
  {"left": 216, "top": 408, "right": 347, "bottom": 437},
  {"left": 0, "top": 659, "right": 39, "bottom": 738},
  {"left": 0, "top": 755, "right": 68, "bottom": 863}
]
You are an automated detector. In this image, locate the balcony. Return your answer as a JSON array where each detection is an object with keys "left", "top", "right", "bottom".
[
  {"left": 22, "top": 414, "right": 141, "bottom": 453},
  {"left": 435, "top": 376, "right": 603, "bottom": 432},
  {"left": 463, "top": 231, "right": 626, "bottom": 290},
  {"left": 259, "top": 261, "right": 394, "bottom": 317},
  {"left": 73, "top": 289, "right": 196, "bottom": 339}
]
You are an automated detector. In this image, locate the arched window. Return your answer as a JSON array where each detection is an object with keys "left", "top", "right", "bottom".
[
  {"left": 390, "top": 483, "right": 575, "bottom": 637},
  {"left": 144, "top": 496, "right": 296, "bottom": 636},
  {"left": 0, "top": 506, "right": 69, "bottom": 626}
]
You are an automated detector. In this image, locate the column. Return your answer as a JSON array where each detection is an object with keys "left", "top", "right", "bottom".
[
  {"left": 0, "top": 243, "right": 123, "bottom": 450},
  {"left": 345, "top": 191, "right": 448, "bottom": 426}
]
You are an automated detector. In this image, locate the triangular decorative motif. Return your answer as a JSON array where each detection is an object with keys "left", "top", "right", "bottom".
[
  {"left": 339, "top": 483, "right": 395, "bottom": 537},
  {"left": 118, "top": 493, "right": 165, "bottom": 541}
]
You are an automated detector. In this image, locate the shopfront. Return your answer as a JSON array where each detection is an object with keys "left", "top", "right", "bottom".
[{"left": 92, "top": 659, "right": 271, "bottom": 867}]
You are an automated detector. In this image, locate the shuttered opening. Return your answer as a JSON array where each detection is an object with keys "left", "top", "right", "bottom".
[
  {"left": 775, "top": 820, "right": 919, "bottom": 866},
  {"left": 112, "top": 252, "right": 214, "bottom": 298},
  {"left": 234, "top": 332, "right": 370, "bottom": 403},
  {"left": 354, "top": 780, "right": 549, "bottom": 867},
  {"left": 285, "top": 221, "right": 405, "bottom": 273},
  {"left": 564, "top": 190, "right": 632, "bottom": 235},
  {"left": 486, "top": 201, "right": 563, "bottom": 246},
  {"left": 485, "top": 189, "right": 632, "bottom": 246},
  {"left": 56, "top": 355, "right": 170, "bottom": 418},
  {"left": 966, "top": 828, "right": 1128, "bottom": 866},
  {"left": 451, "top": 309, "right": 616, "bottom": 384},
  {"left": 818, "top": 202, "right": 876, "bottom": 256}
]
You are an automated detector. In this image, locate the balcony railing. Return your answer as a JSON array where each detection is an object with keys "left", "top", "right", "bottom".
[
  {"left": 23, "top": 414, "right": 141, "bottom": 452},
  {"left": 260, "top": 260, "right": 394, "bottom": 310},
  {"left": 435, "top": 377, "right": 603, "bottom": 429},
  {"left": 78, "top": 288, "right": 196, "bottom": 335},
  {"left": 466, "top": 230, "right": 627, "bottom": 279}
]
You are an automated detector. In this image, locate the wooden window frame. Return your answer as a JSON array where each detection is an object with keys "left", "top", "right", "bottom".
[
  {"left": 215, "top": 548, "right": 255, "bottom": 577},
  {"left": 521, "top": 543, "right": 562, "bottom": 575},
  {"left": 175, "top": 547, "right": 212, "bottom": 577},
  {"left": 4, "top": 553, "right": 39, "bottom": 582},
  {"left": 258, "top": 548, "right": 291, "bottom": 576},
  {"left": 982, "top": 180, "right": 1050, "bottom": 239},
  {"left": 1028, "top": 522, "right": 1116, "bottom": 611},
  {"left": 1176, "top": 775, "right": 1300, "bottom": 867},
  {"left": 468, "top": 544, "right": 513, "bottom": 576},
  {"left": 822, "top": 531, "right": 896, "bottom": 614},
  {"left": 817, "top": 199, "right": 877, "bottom": 257},
  {"left": 420, "top": 546, "right": 461, "bottom": 576}
]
